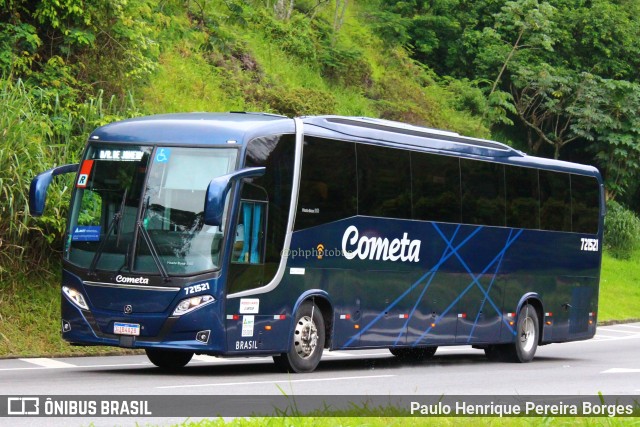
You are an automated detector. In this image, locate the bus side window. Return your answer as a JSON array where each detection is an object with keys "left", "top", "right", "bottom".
[{"left": 233, "top": 199, "right": 267, "bottom": 264}]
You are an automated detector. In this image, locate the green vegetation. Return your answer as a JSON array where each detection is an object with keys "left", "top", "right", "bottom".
[
  {"left": 604, "top": 201, "right": 640, "bottom": 260},
  {"left": 599, "top": 248, "right": 640, "bottom": 322}
]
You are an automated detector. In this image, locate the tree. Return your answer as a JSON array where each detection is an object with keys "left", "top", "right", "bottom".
[
  {"left": 0, "top": 0, "right": 160, "bottom": 97},
  {"left": 569, "top": 76, "right": 640, "bottom": 199},
  {"left": 484, "top": 0, "right": 556, "bottom": 98},
  {"left": 509, "top": 64, "right": 582, "bottom": 158}
]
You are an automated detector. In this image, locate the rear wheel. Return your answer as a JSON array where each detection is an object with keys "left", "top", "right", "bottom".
[
  {"left": 273, "top": 301, "right": 325, "bottom": 373},
  {"left": 511, "top": 304, "right": 539, "bottom": 362},
  {"left": 145, "top": 348, "right": 193, "bottom": 369},
  {"left": 390, "top": 346, "right": 437, "bottom": 360},
  {"left": 490, "top": 304, "right": 539, "bottom": 363}
]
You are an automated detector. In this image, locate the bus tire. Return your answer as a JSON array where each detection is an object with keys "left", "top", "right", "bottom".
[
  {"left": 273, "top": 301, "right": 325, "bottom": 373},
  {"left": 390, "top": 346, "right": 437, "bottom": 360},
  {"left": 505, "top": 304, "right": 539, "bottom": 363},
  {"left": 145, "top": 348, "right": 193, "bottom": 369}
]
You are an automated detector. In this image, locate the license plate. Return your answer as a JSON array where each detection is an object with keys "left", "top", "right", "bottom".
[{"left": 114, "top": 322, "right": 140, "bottom": 336}]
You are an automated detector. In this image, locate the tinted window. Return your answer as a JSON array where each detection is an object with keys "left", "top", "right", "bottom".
[
  {"left": 460, "top": 159, "right": 505, "bottom": 226},
  {"left": 505, "top": 166, "right": 539, "bottom": 229},
  {"left": 539, "top": 170, "right": 571, "bottom": 232},
  {"left": 412, "top": 153, "right": 461, "bottom": 223},
  {"left": 295, "top": 137, "right": 357, "bottom": 230},
  {"left": 571, "top": 174, "right": 600, "bottom": 234},
  {"left": 229, "top": 134, "right": 295, "bottom": 294},
  {"left": 357, "top": 144, "right": 412, "bottom": 219}
]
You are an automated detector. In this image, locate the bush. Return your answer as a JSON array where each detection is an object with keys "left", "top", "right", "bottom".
[
  {"left": 0, "top": 78, "right": 140, "bottom": 279},
  {"left": 604, "top": 200, "right": 640, "bottom": 259},
  {"left": 252, "top": 86, "right": 337, "bottom": 116}
]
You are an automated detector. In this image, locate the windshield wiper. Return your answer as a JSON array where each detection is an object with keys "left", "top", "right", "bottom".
[
  {"left": 88, "top": 189, "right": 128, "bottom": 276},
  {"left": 137, "top": 195, "right": 170, "bottom": 281}
]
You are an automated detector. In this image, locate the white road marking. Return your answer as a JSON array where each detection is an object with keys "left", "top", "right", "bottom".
[
  {"left": 18, "top": 358, "right": 76, "bottom": 369},
  {"left": 156, "top": 374, "right": 396, "bottom": 390},
  {"left": 0, "top": 362, "right": 151, "bottom": 371},
  {"left": 597, "top": 328, "right": 637, "bottom": 334},
  {"left": 601, "top": 368, "right": 640, "bottom": 374},
  {"left": 612, "top": 324, "right": 640, "bottom": 330},
  {"left": 323, "top": 351, "right": 358, "bottom": 357}
]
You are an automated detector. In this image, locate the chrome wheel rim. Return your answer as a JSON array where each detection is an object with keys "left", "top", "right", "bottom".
[
  {"left": 520, "top": 316, "right": 536, "bottom": 352},
  {"left": 294, "top": 315, "right": 318, "bottom": 359}
]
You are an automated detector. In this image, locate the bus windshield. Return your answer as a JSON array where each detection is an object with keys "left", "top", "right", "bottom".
[{"left": 66, "top": 145, "right": 238, "bottom": 276}]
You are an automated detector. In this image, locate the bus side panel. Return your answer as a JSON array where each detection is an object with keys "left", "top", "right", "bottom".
[
  {"left": 406, "top": 259, "right": 460, "bottom": 346},
  {"left": 327, "top": 269, "right": 361, "bottom": 348},
  {"left": 500, "top": 230, "right": 600, "bottom": 344},
  {"left": 452, "top": 226, "right": 513, "bottom": 344},
  {"left": 357, "top": 269, "right": 421, "bottom": 347}
]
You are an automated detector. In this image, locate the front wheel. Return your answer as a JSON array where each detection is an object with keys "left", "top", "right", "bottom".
[
  {"left": 273, "top": 301, "right": 325, "bottom": 373},
  {"left": 145, "top": 348, "right": 193, "bottom": 369}
]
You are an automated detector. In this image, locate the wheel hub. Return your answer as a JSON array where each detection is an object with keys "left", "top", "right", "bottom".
[
  {"left": 520, "top": 317, "right": 535, "bottom": 352},
  {"left": 294, "top": 315, "right": 318, "bottom": 359}
]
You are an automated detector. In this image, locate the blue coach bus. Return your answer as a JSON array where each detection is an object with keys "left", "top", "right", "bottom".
[{"left": 30, "top": 113, "right": 604, "bottom": 372}]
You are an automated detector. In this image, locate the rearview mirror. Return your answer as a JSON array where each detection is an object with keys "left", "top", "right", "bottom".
[
  {"left": 29, "top": 164, "right": 79, "bottom": 216},
  {"left": 204, "top": 167, "right": 266, "bottom": 226}
]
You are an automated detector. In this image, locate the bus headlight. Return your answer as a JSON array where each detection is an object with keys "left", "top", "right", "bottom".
[
  {"left": 173, "top": 295, "right": 215, "bottom": 316},
  {"left": 62, "top": 286, "right": 89, "bottom": 310}
]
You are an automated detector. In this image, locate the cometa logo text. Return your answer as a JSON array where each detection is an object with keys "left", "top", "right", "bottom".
[
  {"left": 341, "top": 225, "right": 421, "bottom": 263},
  {"left": 115, "top": 275, "right": 149, "bottom": 284}
]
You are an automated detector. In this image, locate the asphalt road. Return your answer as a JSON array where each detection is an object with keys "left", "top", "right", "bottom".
[{"left": 1, "top": 322, "right": 638, "bottom": 426}]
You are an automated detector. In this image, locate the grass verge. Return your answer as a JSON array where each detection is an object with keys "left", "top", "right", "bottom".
[{"left": 599, "top": 248, "right": 640, "bottom": 322}]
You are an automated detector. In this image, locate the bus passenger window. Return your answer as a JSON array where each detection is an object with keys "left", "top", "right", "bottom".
[
  {"left": 461, "top": 159, "right": 506, "bottom": 227},
  {"left": 296, "top": 137, "right": 357, "bottom": 230},
  {"left": 505, "top": 166, "right": 539, "bottom": 229},
  {"left": 540, "top": 170, "right": 571, "bottom": 232},
  {"left": 571, "top": 174, "right": 599, "bottom": 234},
  {"left": 412, "top": 153, "right": 461, "bottom": 223},
  {"left": 357, "top": 144, "right": 411, "bottom": 219}
]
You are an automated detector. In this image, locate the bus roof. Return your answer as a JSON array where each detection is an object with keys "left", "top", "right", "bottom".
[
  {"left": 89, "top": 112, "right": 294, "bottom": 145},
  {"left": 89, "top": 112, "right": 600, "bottom": 178},
  {"left": 302, "top": 115, "right": 600, "bottom": 177}
]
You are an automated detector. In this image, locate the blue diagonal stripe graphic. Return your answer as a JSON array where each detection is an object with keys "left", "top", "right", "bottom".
[
  {"left": 412, "top": 227, "right": 523, "bottom": 345},
  {"left": 392, "top": 225, "right": 461, "bottom": 346},
  {"left": 340, "top": 225, "right": 483, "bottom": 349}
]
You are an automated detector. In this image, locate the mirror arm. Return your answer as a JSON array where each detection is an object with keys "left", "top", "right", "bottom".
[
  {"left": 204, "top": 167, "right": 266, "bottom": 226},
  {"left": 29, "top": 163, "right": 79, "bottom": 216}
]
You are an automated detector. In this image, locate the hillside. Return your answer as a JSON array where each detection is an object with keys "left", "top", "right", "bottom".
[{"left": 137, "top": 1, "right": 490, "bottom": 135}]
